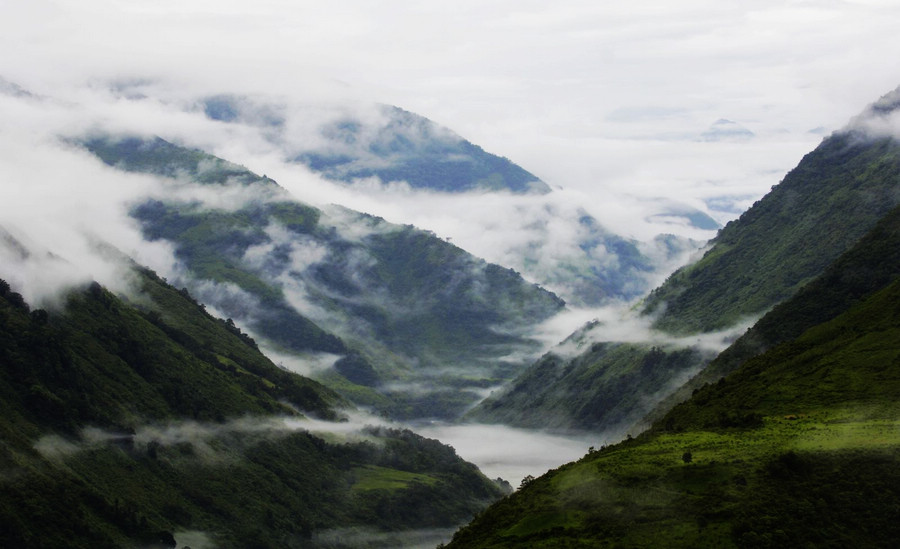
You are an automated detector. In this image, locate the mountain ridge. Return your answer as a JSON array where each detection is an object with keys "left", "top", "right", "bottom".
[
  {"left": 0, "top": 268, "right": 506, "bottom": 548},
  {"left": 445, "top": 202, "right": 900, "bottom": 547},
  {"left": 470, "top": 89, "right": 900, "bottom": 434},
  {"left": 82, "top": 133, "right": 566, "bottom": 420}
]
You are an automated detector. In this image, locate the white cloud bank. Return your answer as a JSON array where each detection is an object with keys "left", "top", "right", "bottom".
[
  {"left": 3, "top": 2, "right": 899, "bottom": 308},
  {"left": 3, "top": 2, "right": 899, "bottom": 221}
]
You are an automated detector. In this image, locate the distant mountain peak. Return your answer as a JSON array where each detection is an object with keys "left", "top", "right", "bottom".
[
  {"left": 0, "top": 76, "right": 36, "bottom": 98},
  {"left": 294, "top": 104, "right": 551, "bottom": 194},
  {"left": 867, "top": 85, "right": 900, "bottom": 116},
  {"left": 192, "top": 94, "right": 549, "bottom": 194},
  {"left": 845, "top": 85, "right": 900, "bottom": 140}
]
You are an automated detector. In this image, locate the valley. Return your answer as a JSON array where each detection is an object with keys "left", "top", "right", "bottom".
[{"left": 3, "top": 68, "right": 900, "bottom": 548}]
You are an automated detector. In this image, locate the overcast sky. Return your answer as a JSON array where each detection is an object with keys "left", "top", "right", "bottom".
[{"left": 3, "top": 1, "right": 900, "bottom": 222}]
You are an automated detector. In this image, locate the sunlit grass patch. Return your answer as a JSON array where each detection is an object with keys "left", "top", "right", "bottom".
[
  {"left": 349, "top": 465, "right": 438, "bottom": 492},
  {"left": 503, "top": 510, "right": 585, "bottom": 538}
]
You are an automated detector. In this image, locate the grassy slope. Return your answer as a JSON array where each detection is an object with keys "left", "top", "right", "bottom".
[
  {"left": 644, "top": 132, "right": 900, "bottom": 334},
  {"left": 448, "top": 277, "right": 900, "bottom": 548},
  {"left": 641, "top": 203, "right": 900, "bottom": 428},
  {"left": 0, "top": 274, "right": 504, "bottom": 548}
]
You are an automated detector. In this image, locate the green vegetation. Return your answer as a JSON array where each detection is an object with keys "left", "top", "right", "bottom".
[
  {"left": 469, "top": 343, "right": 714, "bottom": 435},
  {"left": 644, "top": 202, "right": 900, "bottom": 425},
  {"left": 132, "top": 199, "right": 346, "bottom": 355},
  {"left": 477, "top": 104, "right": 900, "bottom": 434},
  {"left": 363, "top": 226, "right": 564, "bottom": 363},
  {"left": 350, "top": 465, "right": 438, "bottom": 492},
  {"left": 0, "top": 275, "right": 505, "bottom": 548},
  {"left": 644, "top": 132, "right": 900, "bottom": 334},
  {"left": 86, "top": 133, "right": 564, "bottom": 420},
  {"left": 83, "top": 135, "right": 275, "bottom": 186},
  {"left": 448, "top": 277, "right": 900, "bottom": 547}
]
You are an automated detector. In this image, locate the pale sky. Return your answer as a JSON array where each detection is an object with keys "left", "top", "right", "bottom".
[
  {"left": 3, "top": 1, "right": 900, "bottom": 274},
  {"left": 4, "top": 1, "right": 900, "bottom": 216}
]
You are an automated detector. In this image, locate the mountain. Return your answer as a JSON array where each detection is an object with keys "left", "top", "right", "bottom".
[
  {"left": 446, "top": 211, "right": 900, "bottom": 547},
  {"left": 467, "top": 340, "right": 716, "bottom": 437},
  {"left": 469, "top": 88, "right": 900, "bottom": 434},
  {"left": 85, "top": 81, "right": 700, "bottom": 309},
  {"left": 0, "top": 267, "right": 506, "bottom": 548},
  {"left": 0, "top": 76, "right": 34, "bottom": 98},
  {"left": 81, "top": 134, "right": 565, "bottom": 420},
  {"left": 200, "top": 96, "right": 551, "bottom": 194},
  {"left": 194, "top": 93, "right": 674, "bottom": 306},
  {"left": 645, "top": 91, "right": 900, "bottom": 334},
  {"left": 640, "top": 201, "right": 900, "bottom": 428}
]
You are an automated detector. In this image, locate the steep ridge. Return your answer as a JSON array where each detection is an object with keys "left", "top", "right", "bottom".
[
  {"left": 136, "top": 85, "right": 690, "bottom": 308},
  {"left": 447, "top": 223, "right": 900, "bottom": 547},
  {"left": 0, "top": 271, "right": 505, "bottom": 548},
  {"left": 471, "top": 88, "right": 900, "bottom": 434},
  {"left": 198, "top": 96, "right": 551, "bottom": 194},
  {"left": 640, "top": 202, "right": 900, "bottom": 428},
  {"left": 644, "top": 91, "right": 900, "bottom": 334},
  {"left": 82, "top": 134, "right": 565, "bottom": 420},
  {"left": 468, "top": 341, "right": 716, "bottom": 437},
  {"left": 72, "top": 81, "right": 694, "bottom": 309}
]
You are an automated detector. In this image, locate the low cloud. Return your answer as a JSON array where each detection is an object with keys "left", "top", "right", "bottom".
[
  {"left": 33, "top": 411, "right": 394, "bottom": 463},
  {"left": 262, "top": 346, "right": 343, "bottom": 378},
  {"left": 411, "top": 421, "right": 602, "bottom": 487},
  {"left": 35, "top": 408, "right": 606, "bottom": 491},
  {"left": 844, "top": 86, "right": 900, "bottom": 141},
  {"left": 0, "top": 96, "right": 175, "bottom": 304}
]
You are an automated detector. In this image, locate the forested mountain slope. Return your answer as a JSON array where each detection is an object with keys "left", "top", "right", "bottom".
[
  {"left": 640, "top": 201, "right": 900, "bottom": 428},
  {"left": 82, "top": 135, "right": 565, "bottom": 420},
  {"left": 468, "top": 341, "right": 716, "bottom": 437},
  {"left": 644, "top": 89, "right": 900, "bottom": 334},
  {"left": 471, "top": 88, "right": 900, "bottom": 434},
  {"left": 0, "top": 272, "right": 505, "bottom": 548},
  {"left": 448, "top": 242, "right": 900, "bottom": 547}
]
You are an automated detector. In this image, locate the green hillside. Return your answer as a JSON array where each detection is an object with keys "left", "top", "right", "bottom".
[
  {"left": 447, "top": 276, "right": 900, "bottom": 548},
  {"left": 644, "top": 129, "right": 900, "bottom": 334},
  {"left": 0, "top": 273, "right": 504, "bottom": 548},
  {"left": 468, "top": 342, "right": 715, "bottom": 436},
  {"left": 641, "top": 202, "right": 900, "bottom": 428},
  {"left": 472, "top": 92, "right": 900, "bottom": 434},
  {"left": 82, "top": 134, "right": 565, "bottom": 420}
]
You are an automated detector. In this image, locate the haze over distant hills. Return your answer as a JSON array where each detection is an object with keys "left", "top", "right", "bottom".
[
  {"left": 97, "top": 80, "right": 715, "bottom": 308},
  {"left": 471, "top": 85, "right": 900, "bottom": 437},
  {"left": 6, "top": 75, "right": 900, "bottom": 548},
  {"left": 446, "top": 85, "right": 900, "bottom": 549}
]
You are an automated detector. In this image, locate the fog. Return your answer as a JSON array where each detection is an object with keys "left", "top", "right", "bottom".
[
  {"left": 310, "top": 526, "right": 458, "bottom": 549},
  {"left": 32, "top": 409, "right": 598, "bottom": 490},
  {"left": 36, "top": 81, "right": 717, "bottom": 306},
  {"left": 412, "top": 421, "right": 601, "bottom": 487},
  {"left": 33, "top": 412, "right": 395, "bottom": 463},
  {"left": 846, "top": 85, "right": 900, "bottom": 141},
  {"left": 5, "top": 4, "right": 900, "bottom": 545},
  {"left": 0, "top": 94, "right": 174, "bottom": 305}
]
